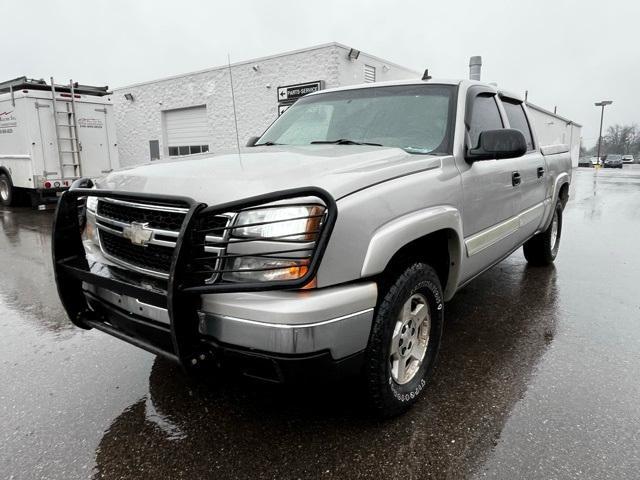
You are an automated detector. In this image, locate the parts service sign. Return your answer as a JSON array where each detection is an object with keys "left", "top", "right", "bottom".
[{"left": 277, "top": 81, "right": 323, "bottom": 103}]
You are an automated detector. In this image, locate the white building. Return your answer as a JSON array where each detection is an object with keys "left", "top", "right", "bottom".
[
  {"left": 113, "top": 43, "right": 582, "bottom": 168},
  {"left": 113, "top": 43, "right": 418, "bottom": 166}
]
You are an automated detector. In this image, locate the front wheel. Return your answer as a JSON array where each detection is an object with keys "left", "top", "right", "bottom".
[
  {"left": 364, "top": 263, "right": 444, "bottom": 417},
  {"left": 523, "top": 201, "right": 563, "bottom": 266}
]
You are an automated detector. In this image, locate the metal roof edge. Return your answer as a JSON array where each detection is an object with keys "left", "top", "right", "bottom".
[
  {"left": 353, "top": 50, "right": 421, "bottom": 75},
  {"left": 114, "top": 42, "right": 346, "bottom": 90},
  {"left": 114, "top": 42, "right": 420, "bottom": 91},
  {"left": 526, "top": 102, "right": 583, "bottom": 128}
]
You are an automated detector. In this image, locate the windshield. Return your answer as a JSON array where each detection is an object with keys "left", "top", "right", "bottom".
[
  {"left": 607, "top": 155, "right": 622, "bottom": 161},
  {"left": 257, "top": 84, "right": 456, "bottom": 154}
]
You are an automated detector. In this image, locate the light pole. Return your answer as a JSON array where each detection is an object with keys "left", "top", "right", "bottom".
[{"left": 594, "top": 100, "right": 613, "bottom": 166}]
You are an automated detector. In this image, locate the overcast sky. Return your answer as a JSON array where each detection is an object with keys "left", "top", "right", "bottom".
[{"left": 3, "top": 0, "right": 638, "bottom": 147}]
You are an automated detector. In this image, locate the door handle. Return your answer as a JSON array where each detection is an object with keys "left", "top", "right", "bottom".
[
  {"left": 537, "top": 167, "right": 545, "bottom": 178},
  {"left": 512, "top": 171, "right": 521, "bottom": 186}
]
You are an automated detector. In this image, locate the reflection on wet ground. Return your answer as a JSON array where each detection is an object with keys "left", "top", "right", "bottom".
[{"left": 1, "top": 166, "right": 639, "bottom": 479}]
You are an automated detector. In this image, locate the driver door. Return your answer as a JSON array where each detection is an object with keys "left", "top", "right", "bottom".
[{"left": 457, "top": 88, "right": 523, "bottom": 281}]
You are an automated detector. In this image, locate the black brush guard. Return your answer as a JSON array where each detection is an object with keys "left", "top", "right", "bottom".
[{"left": 52, "top": 179, "right": 337, "bottom": 366}]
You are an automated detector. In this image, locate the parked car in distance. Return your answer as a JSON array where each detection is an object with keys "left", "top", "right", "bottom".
[
  {"left": 622, "top": 154, "right": 634, "bottom": 164},
  {"left": 52, "top": 78, "right": 572, "bottom": 417},
  {"left": 603, "top": 154, "right": 624, "bottom": 168},
  {"left": 578, "top": 157, "right": 593, "bottom": 167}
]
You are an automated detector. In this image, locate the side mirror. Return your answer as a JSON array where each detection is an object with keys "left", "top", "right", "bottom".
[
  {"left": 246, "top": 136, "right": 260, "bottom": 147},
  {"left": 466, "top": 129, "right": 527, "bottom": 162}
]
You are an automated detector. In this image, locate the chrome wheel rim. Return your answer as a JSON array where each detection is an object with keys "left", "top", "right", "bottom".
[
  {"left": 550, "top": 211, "right": 559, "bottom": 249},
  {"left": 389, "top": 293, "right": 431, "bottom": 385},
  {"left": 0, "top": 178, "right": 9, "bottom": 201}
]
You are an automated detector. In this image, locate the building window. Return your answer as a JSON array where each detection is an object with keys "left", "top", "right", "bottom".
[
  {"left": 168, "top": 145, "right": 209, "bottom": 156},
  {"left": 364, "top": 65, "right": 376, "bottom": 83},
  {"left": 149, "top": 140, "right": 160, "bottom": 161}
]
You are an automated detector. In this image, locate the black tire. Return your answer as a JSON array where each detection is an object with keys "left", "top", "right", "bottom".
[
  {"left": 523, "top": 201, "right": 563, "bottom": 266},
  {"left": 364, "top": 263, "right": 444, "bottom": 417},
  {"left": 0, "top": 173, "right": 15, "bottom": 207}
]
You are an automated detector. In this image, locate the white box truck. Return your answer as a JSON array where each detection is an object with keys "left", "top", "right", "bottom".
[{"left": 0, "top": 77, "right": 119, "bottom": 206}]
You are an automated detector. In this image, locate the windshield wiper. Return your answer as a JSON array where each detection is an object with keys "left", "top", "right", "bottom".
[
  {"left": 310, "top": 139, "right": 383, "bottom": 146},
  {"left": 403, "top": 146, "right": 435, "bottom": 154},
  {"left": 402, "top": 147, "right": 449, "bottom": 155},
  {"left": 254, "top": 141, "right": 282, "bottom": 146}
]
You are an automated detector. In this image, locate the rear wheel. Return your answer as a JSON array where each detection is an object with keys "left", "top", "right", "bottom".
[
  {"left": 523, "top": 201, "right": 563, "bottom": 266},
  {"left": 364, "top": 263, "right": 444, "bottom": 417},
  {"left": 0, "top": 173, "right": 15, "bottom": 207}
]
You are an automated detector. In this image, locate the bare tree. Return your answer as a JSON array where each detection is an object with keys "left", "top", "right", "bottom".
[{"left": 600, "top": 124, "right": 640, "bottom": 155}]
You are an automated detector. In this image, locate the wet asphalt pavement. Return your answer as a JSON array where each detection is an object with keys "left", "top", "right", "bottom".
[{"left": 1, "top": 166, "right": 639, "bottom": 480}]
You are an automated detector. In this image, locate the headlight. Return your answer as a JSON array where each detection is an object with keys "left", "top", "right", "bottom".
[
  {"left": 232, "top": 205, "right": 324, "bottom": 241},
  {"left": 86, "top": 195, "right": 98, "bottom": 213},
  {"left": 81, "top": 195, "right": 99, "bottom": 247},
  {"left": 82, "top": 210, "right": 100, "bottom": 248},
  {"left": 220, "top": 204, "right": 325, "bottom": 284},
  {"left": 223, "top": 257, "right": 309, "bottom": 283}
]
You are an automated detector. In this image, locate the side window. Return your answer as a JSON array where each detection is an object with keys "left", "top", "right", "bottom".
[
  {"left": 502, "top": 99, "right": 534, "bottom": 150},
  {"left": 468, "top": 94, "right": 503, "bottom": 148}
]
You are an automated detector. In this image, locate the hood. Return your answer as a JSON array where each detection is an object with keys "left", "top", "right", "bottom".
[{"left": 96, "top": 145, "right": 443, "bottom": 204}]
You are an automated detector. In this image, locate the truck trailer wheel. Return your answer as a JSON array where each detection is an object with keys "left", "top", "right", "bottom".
[
  {"left": 523, "top": 201, "right": 563, "bottom": 266},
  {"left": 0, "top": 173, "right": 15, "bottom": 207},
  {"left": 364, "top": 263, "right": 444, "bottom": 417}
]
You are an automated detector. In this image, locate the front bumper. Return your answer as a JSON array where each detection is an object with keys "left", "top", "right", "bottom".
[{"left": 85, "top": 282, "right": 377, "bottom": 360}]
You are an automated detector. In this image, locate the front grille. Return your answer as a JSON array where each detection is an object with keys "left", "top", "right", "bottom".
[
  {"left": 97, "top": 200, "right": 186, "bottom": 231},
  {"left": 100, "top": 230, "right": 174, "bottom": 273},
  {"left": 94, "top": 198, "right": 230, "bottom": 279}
]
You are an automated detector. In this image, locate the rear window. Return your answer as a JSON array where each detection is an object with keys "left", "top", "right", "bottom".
[{"left": 501, "top": 99, "right": 534, "bottom": 151}]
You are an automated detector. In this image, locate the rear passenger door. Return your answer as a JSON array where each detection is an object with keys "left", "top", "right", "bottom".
[{"left": 498, "top": 96, "right": 547, "bottom": 242}]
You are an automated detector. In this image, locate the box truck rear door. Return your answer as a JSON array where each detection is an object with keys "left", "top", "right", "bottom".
[{"left": 75, "top": 103, "right": 114, "bottom": 178}]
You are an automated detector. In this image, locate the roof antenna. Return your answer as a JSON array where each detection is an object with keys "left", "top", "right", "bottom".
[
  {"left": 422, "top": 69, "right": 432, "bottom": 81},
  {"left": 227, "top": 54, "right": 242, "bottom": 157}
]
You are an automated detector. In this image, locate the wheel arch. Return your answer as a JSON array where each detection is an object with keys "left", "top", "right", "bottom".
[
  {"left": 540, "top": 173, "right": 570, "bottom": 231},
  {"left": 558, "top": 181, "right": 569, "bottom": 208},
  {"left": 360, "top": 206, "right": 464, "bottom": 301},
  {"left": 0, "top": 166, "right": 11, "bottom": 179},
  {"left": 552, "top": 172, "right": 570, "bottom": 206}
]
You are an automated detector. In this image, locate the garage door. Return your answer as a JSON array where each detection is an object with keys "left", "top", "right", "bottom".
[{"left": 164, "top": 106, "right": 211, "bottom": 156}]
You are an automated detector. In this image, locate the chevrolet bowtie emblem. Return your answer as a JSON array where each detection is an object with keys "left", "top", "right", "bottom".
[{"left": 122, "top": 222, "right": 153, "bottom": 246}]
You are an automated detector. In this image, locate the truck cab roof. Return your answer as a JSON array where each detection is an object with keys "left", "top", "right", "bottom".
[{"left": 308, "top": 78, "right": 525, "bottom": 103}]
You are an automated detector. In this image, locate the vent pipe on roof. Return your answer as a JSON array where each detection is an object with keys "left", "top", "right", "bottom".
[{"left": 469, "top": 56, "right": 482, "bottom": 81}]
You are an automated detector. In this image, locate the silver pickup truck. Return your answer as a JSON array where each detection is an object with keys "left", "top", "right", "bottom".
[{"left": 52, "top": 78, "right": 571, "bottom": 416}]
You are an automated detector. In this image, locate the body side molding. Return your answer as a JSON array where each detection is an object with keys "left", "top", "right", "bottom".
[{"left": 464, "top": 201, "right": 546, "bottom": 257}]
